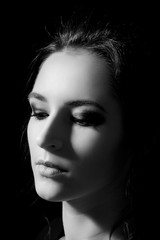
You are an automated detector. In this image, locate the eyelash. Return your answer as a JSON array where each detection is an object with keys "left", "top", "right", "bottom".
[
  {"left": 31, "top": 111, "right": 48, "bottom": 120},
  {"left": 70, "top": 112, "right": 105, "bottom": 127},
  {"left": 30, "top": 109, "right": 105, "bottom": 127}
]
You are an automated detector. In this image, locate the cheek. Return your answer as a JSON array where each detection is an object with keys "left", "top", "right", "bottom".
[
  {"left": 27, "top": 121, "right": 33, "bottom": 148},
  {"left": 27, "top": 121, "right": 38, "bottom": 161},
  {"left": 70, "top": 125, "right": 124, "bottom": 184},
  {"left": 71, "top": 126, "right": 123, "bottom": 163},
  {"left": 71, "top": 128, "right": 100, "bottom": 157},
  {"left": 69, "top": 126, "right": 124, "bottom": 193}
]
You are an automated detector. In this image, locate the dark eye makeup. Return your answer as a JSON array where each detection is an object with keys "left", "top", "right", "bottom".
[
  {"left": 30, "top": 111, "right": 49, "bottom": 120},
  {"left": 71, "top": 111, "right": 106, "bottom": 127},
  {"left": 29, "top": 103, "right": 49, "bottom": 120},
  {"left": 29, "top": 103, "right": 106, "bottom": 128}
]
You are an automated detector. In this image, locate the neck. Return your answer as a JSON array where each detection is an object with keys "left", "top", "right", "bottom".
[{"left": 62, "top": 188, "right": 126, "bottom": 240}]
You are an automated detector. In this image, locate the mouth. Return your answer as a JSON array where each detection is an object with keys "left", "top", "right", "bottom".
[{"left": 36, "top": 160, "right": 68, "bottom": 178}]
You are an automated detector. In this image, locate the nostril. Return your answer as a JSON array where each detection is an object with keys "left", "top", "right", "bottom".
[
  {"left": 51, "top": 140, "right": 63, "bottom": 150},
  {"left": 36, "top": 134, "right": 63, "bottom": 150}
]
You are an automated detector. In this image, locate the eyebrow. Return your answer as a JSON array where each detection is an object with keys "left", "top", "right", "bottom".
[
  {"left": 28, "top": 92, "right": 47, "bottom": 102},
  {"left": 66, "top": 100, "right": 107, "bottom": 113},
  {"left": 28, "top": 92, "right": 107, "bottom": 113}
]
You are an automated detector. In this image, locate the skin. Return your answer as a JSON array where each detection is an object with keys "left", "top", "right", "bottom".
[{"left": 27, "top": 48, "right": 129, "bottom": 239}]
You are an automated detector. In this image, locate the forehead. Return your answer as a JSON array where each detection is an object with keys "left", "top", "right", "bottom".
[{"left": 33, "top": 49, "right": 112, "bottom": 103}]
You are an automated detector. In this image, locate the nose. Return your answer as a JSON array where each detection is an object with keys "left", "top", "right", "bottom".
[{"left": 36, "top": 113, "right": 64, "bottom": 151}]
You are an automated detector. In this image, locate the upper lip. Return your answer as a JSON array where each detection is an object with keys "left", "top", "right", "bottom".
[{"left": 36, "top": 160, "right": 68, "bottom": 172}]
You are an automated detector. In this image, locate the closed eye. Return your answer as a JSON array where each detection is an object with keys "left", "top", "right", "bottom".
[
  {"left": 29, "top": 103, "right": 49, "bottom": 120},
  {"left": 30, "top": 111, "right": 49, "bottom": 120},
  {"left": 70, "top": 111, "right": 106, "bottom": 127}
]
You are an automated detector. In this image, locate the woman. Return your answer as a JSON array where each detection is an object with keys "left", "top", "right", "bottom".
[{"left": 22, "top": 12, "right": 150, "bottom": 240}]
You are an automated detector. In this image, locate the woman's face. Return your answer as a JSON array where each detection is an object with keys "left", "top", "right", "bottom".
[{"left": 27, "top": 49, "right": 125, "bottom": 202}]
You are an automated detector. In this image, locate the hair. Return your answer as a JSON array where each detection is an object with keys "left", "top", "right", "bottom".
[{"left": 21, "top": 12, "right": 158, "bottom": 239}]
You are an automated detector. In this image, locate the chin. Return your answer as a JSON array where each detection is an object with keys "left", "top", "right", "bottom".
[{"left": 34, "top": 177, "right": 69, "bottom": 202}]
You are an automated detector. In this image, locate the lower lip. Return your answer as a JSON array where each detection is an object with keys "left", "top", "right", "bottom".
[{"left": 37, "top": 164, "right": 67, "bottom": 178}]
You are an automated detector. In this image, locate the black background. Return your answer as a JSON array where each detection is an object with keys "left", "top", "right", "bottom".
[{"left": 1, "top": 1, "right": 159, "bottom": 239}]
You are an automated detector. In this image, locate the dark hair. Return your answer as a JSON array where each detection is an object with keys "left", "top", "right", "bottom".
[{"left": 22, "top": 13, "right": 158, "bottom": 239}]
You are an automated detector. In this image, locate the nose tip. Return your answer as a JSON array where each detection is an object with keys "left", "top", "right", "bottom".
[
  {"left": 35, "top": 112, "right": 65, "bottom": 151},
  {"left": 36, "top": 135, "right": 63, "bottom": 151}
]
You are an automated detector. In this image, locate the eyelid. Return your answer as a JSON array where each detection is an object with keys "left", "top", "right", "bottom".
[
  {"left": 71, "top": 110, "right": 106, "bottom": 127},
  {"left": 29, "top": 102, "right": 46, "bottom": 112},
  {"left": 28, "top": 103, "right": 106, "bottom": 126},
  {"left": 28, "top": 101, "right": 36, "bottom": 109},
  {"left": 73, "top": 109, "right": 104, "bottom": 117}
]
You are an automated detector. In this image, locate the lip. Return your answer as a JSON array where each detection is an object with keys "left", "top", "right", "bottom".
[{"left": 36, "top": 160, "right": 68, "bottom": 178}]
